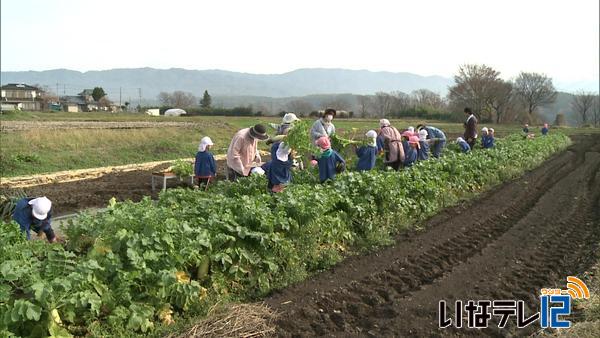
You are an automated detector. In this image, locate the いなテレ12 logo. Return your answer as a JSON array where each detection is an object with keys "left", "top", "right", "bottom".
[{"left": 439, "top": 276, "right": 591, "bottom": 330}]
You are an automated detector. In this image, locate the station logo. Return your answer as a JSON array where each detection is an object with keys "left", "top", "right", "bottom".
[{"left": 439, "top": 276, "right": 590, "bottom": 329}]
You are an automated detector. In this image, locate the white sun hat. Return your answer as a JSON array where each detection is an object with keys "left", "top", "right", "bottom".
[
  {"left": 198, "top": 136, "right": 214, "bottom": 151},
  {"left": 282, "top": 113, "right": 300, "bottom": 124},
  {"left": 28, "top": 197, "right": 52, "bottom": 220}
]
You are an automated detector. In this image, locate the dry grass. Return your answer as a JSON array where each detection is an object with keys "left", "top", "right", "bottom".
[{"left": 167, "top": 303, "right": 277, "bottom": 338}]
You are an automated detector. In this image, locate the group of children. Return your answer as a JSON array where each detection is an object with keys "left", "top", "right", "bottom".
[
  {"left": 456, "top": 126, "right": 496, "bottom": 153},
  {"left": 193, "top": 119, "right": 550, "bottom": 193}
]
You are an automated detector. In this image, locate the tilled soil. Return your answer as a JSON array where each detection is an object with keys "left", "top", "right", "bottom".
[
  {"left": 1, "top": 159, "right": 231, "bottom": 216},
  {"left": 266, "top": 134, "right": 600, "bottom": 337}
]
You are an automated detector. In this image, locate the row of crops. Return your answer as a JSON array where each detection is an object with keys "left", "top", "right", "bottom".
[{"left": 0, "top": 133, "right": 571, "bottom": 337}]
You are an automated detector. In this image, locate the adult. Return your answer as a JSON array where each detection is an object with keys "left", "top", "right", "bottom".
[
  {"left": 522, "top": 123, "right": 529, "bottom": 134},
  {"left": 376, "top": 119, "right": 405, "bottom": 170},
  {"left": 310, "top": 108, "right": 336, "bottom": 142},
  {"left": 463, "top": 107, "right": 478, "bottom": 149},
  {"left": 226, "top": 124, "right": 269, "bottom": 180},
  {"left": 12, "top": 196, "right": 57, "bottom": 242},
  {"left": 416, "top": 124, "right": 446, "bottom": 158}
]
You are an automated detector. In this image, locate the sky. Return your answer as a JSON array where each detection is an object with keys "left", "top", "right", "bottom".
[{"left": 1, "top": 0, "right": 599, "bottom": 90}]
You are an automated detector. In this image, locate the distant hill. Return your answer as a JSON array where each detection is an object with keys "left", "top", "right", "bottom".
[{"left": 0, "top": 68, "right": 453, "bottom": 101}]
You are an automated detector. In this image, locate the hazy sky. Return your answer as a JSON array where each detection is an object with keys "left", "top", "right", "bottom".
[{"left": 1, "top": 0, "right": 599, "bottom": 87}]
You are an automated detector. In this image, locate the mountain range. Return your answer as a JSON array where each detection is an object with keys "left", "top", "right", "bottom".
[{"left": 1, "top": 68, "right": 453, "bottom": 101}]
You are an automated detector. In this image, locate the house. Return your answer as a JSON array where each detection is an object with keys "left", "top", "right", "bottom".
[
  {"left": 0, "top": 83, "right": 43, "bottom": 111},
  {"left": 60, "top": 89, "right": 120, "bottom": 112}
]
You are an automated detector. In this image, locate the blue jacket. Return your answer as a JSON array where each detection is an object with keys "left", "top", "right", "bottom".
[
  {"left": 194, "top": 151, "right": 216, "bottom": 177},
  {"left": 402, "top": 141, "right": 418, "bottom": 167},
  {"left": 418, "top": 141, "right": 429, "bottom": 160},
  {"left": 424, "top": 126, "right": 446, "bottom": 140},
  {"left": 523, "top": 127, "right": 529, "bottom": 133},
  {"left": 12, "top": 198, "right": 52, "bottom": 240},
  {"left": 541, "top": 127, "right": 548, "bottom": 135},
  {"left": 458, "top": 140, "right": 471, "bottom": 153},
  {"left": 482, "top": 135, "right": 495, "bottom": 149},
  {"left": 355, "top": 145, "right": 377, "bottom": 171},
  {"left": 376, "top": 135, "right": 385, "bottom": 152},
  {"left": 317, "top": 149, "right": 345, "bottom": 182},
  {"left": 266, "top": 156, "right": 293, "bottom": 186}
]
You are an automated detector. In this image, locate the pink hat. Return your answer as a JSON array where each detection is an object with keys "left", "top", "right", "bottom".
[
  {"left": 402, "top": 131, "right": 413, "bottom": 138},
  {"left": 315, "top": 136, "right": 331, "bottom": 150},
  {"left": 544, "top": 123, "right": 548, "bottom": 128},
  {"left": 409, "top": 135, "right": 421, "bottom": 149}
]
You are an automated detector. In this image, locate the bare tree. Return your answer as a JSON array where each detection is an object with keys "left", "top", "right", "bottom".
[
  {"left": 286, "top": 99, "right": 314, "bottom": 115},
  {"left": 98, "top": 96, "right": 113, "bottom": 108},
  {"left": 593, "top": 95, "right": 600, "bottom": 127},
  {"left": 488, "top": 80, "right": 514, "bottom": 123},
  {"left": 411, "top": 89, "right": 445, "bottom": 110},
  {"left": 448, "top": 64, "right": 502, "bottom": 121},
  {"left": 389, "top": 91, "right": 412, "bottom": 115},
  {"left": 356, "top": 95, "right": 373, "bottom": 118},
  {"left": 571, "top": 91, "right": 596, "bottom": 125},
  {"left": 322, "top": 96, "right": 351, "bottom": 111},
  {"left": 158, "top": 92, "right": 172, "bottom": 106},
  {"left": 514, "top": 72, "right": 557, "bottom": 116},
  {"left": 374, "top": 92, "right": 393, "bottom": 117},
  {"left": 171, "top": 91, "right": 197, "bottom": 108}
]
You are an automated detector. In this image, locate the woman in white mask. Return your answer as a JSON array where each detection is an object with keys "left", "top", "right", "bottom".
[{"left": 310, "top": 108, "right": 336, "bottom": 143}]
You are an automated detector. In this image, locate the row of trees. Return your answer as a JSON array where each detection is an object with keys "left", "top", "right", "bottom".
[
  {"left": 158, "top": 90, "right": 212, "bottom": 109},
  {"left": 447, "top": 65, "right": 558, "bottom": 123}
]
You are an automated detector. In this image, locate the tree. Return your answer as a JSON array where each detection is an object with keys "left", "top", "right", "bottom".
[
  {"left": 92, "top": 87, "right": 107, "bottom": 101},
  {"left": 448, "top": 64, "right": 502, "bottom": 121},
  {"left": 171, "top": 91, "right": 197, "bottom": 108},
  {"left": 390, "top": 91, "right": 412, "bottom": 114},
  {"left": 200, "top": 90, "right": 212, "bottom": 109},
  {"left": 514, "top": 72, "right": 557, "bottom": 116},
  {"left": 571, "top": 91, "right": 596, "bottom": 125},
  {"left": 356, "top": 95, "right": 373, "bottom": 118},
  {"left": 554, "top": 113, "right": 566, "bottom": 126},
  {"left": 411, "top": 89, "right": 444, "bottom": 110},
  {"left": 593, "top": 95, "right": 600, "bottom": 127},
  {"left": 374, "top": 92, "right": 393, "bottom": 117},
  {"left": 285, "top": 99, "right": 313, "bottom": 115},
  {"left": 488, "top": 80, "right": 514, "bottom": 123},
  {"left": 322, "top": 96, "right": 351, "bottom": 111},
  {"left": 158, "top": 92, "right": 171, "bottom": 106},
  {"left": 98, "top": 96, "right": 112, "bottom": 108}
]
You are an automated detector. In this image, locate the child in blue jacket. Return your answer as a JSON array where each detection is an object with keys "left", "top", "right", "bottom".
[
  {"left": 315, "top": 136, "right": 345, "bottom": 182},
  {"left": 402, "top": 135, "right": 420, "bottom": 167},
  {"left": 417, "top": 129, "right": 430, "bottom": 161},
  {"left": 355, "top": 130, "right": 378, "bottom": 171},
  {"left": 265, "top": 142, "right": 294, "bottom": 192},
  {"left": 195, "top": 137, "right": 217, "bottom": 185},
  {"left": 457, "top": 137, "right": 471, "bottom": 153},
  {"left": 481, "top": 127, "right": 495, "bottom": 149}
]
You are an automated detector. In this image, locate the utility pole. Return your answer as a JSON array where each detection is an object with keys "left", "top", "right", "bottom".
[
  {"left": 119, "top": 87, "right": 122, "bottom": 107},
  {"left": 138, "top": 88, "right": 142, "bottom": 111},
  {"left": 56, "top": 83, "right": 60, "bottom": 103}
]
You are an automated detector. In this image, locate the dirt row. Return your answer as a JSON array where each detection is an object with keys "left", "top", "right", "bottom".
[
  {"left": 266, "top": 134, "right": 600, "bottom": 337},
  {"left": 1, "top": 158, "right": 233, "bottom": 216}
]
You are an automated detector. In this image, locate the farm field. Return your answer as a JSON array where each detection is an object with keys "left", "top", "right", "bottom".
[
  {"left": 0, "top": 112, "right": 571, "bottom": 178},
  {"left": 4, "top": 131, "right": 598, "bottom": 337}
]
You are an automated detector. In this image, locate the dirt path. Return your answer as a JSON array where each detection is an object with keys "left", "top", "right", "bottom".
[
  {"left": 0, "top": 121, "right": 207, "bottom": 132},
  {"left": 266, "top": 134, "right": 600, "bottom": 337}
]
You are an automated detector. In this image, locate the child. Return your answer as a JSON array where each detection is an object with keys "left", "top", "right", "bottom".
[
  {"left": 194, "top": 137, "right": 217, "bottom": 185},
  {"left": 355, "top": 130, "right": 378, "bottom": 171},
  {"left": 417, "top": 129, "right": 430, "bottom": 161},
  {"left": 402, "top": 135, "right": 420, "bottom": 167},
  {"left": 315, "top": 136, "right": 345, "bottom": 183},
  {"left": 541, "top": 123, "right": 549, "bottom": 136},
  {"left": 456, "top": 137, "right": 471, "bottom": 153},
  {"left": 266, "top": 142, "right": 294, "bottom": 193},
  {"left": 481, "top": 127, "right": 495, "bottom": 149}
]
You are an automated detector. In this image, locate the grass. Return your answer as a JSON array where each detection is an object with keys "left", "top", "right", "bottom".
[{"left": 1, "top": 112, "right": 597, "bottom": 177}]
